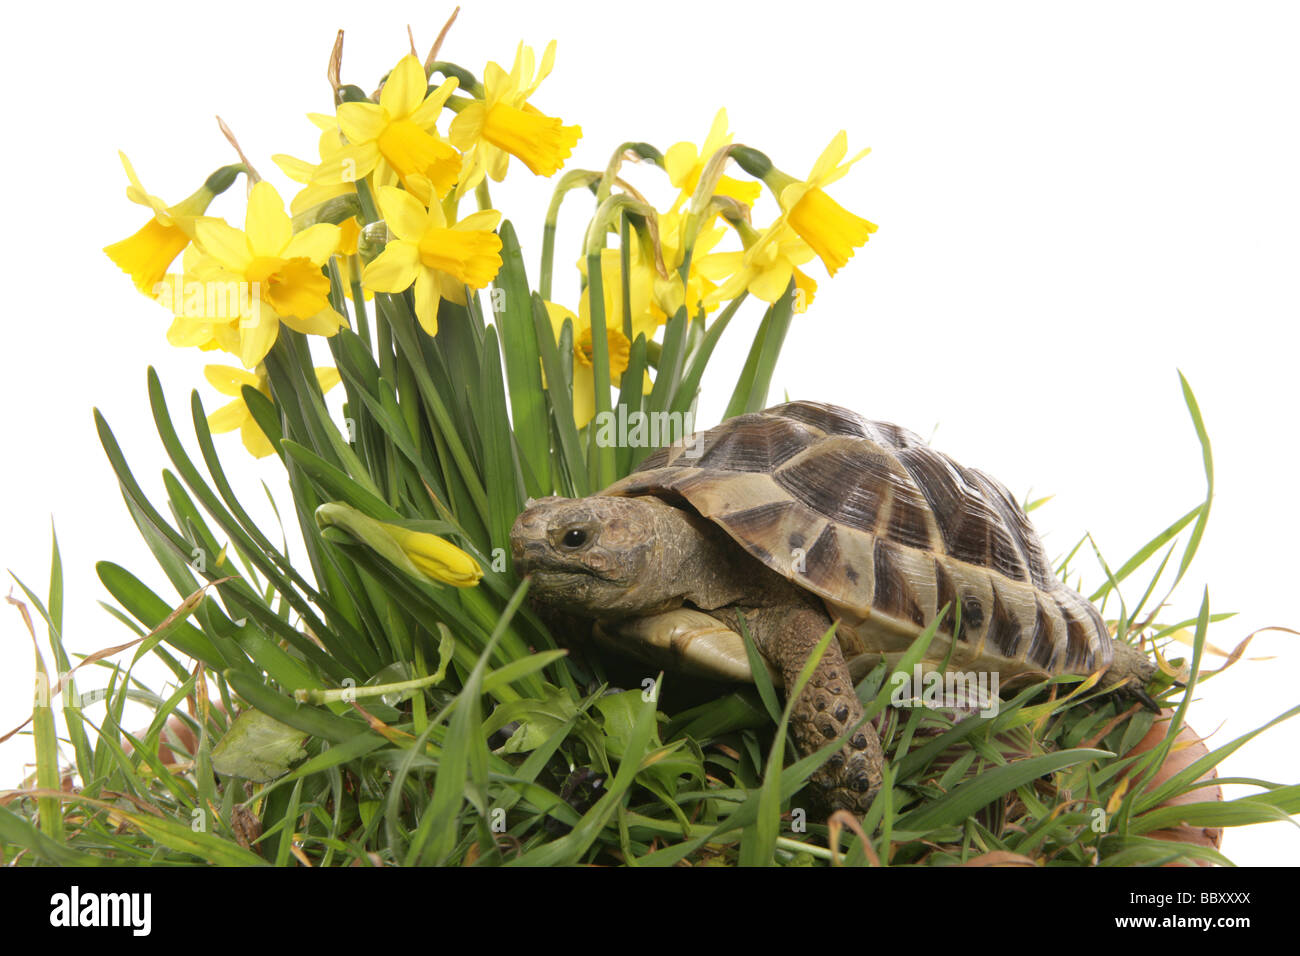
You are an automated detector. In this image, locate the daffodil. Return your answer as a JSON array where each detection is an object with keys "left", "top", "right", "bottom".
[
  {"left": 657, "top": 209, "right": 731, "bottom": 317},
  {"left": 191, "top": 181, "right": 346, "bottom": 368},
  {"left": 449, "top": 41, "right": 581, "bottom": 193},
  {"left": 663, "top": 109, "right": 761, "bottom": 213},
  {"left": 385, "top": 523, "right": 483, "bottom": 587},
  {"left": 314, "top": 56, "right": 461, "bottom": 206},
  {"left": 544, "top": 300, "right": 632, "bottom": 430},
  {"left": 103, "top": 153, "right": 240, "bottom": 293},
  {"left": 546, "top": 247, "right": 662, "bottom": 428},
  {"left": 766, "top": 131, "right": 876, "bottom": 276},
  {"left": 315, "top": 502, "right": 483, "bottom": 588},
  {"left": 273, "top": 118, "right": 369, "bottom": 299},
  {"left": 204, "top": 364, "right": 341, "bottom": 458},
  {"left": 578, "top": 246, "right": 667, "bottom": 342},
  {"left": 698, "top": 219, "right": 818, "bottom": 309},
  {"left": 157, "top": 246, "right": 242, "bottom": 353},
  {"left": 361, "top": 186, "right": 502, "bottom": 336},
  {"left": 274, "top": 113, "right": 352, "bottom": 213}
]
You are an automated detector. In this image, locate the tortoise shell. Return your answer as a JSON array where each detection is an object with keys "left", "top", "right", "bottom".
[{"left": 601, "top": 401, "right": 1110, "bottom": 679}]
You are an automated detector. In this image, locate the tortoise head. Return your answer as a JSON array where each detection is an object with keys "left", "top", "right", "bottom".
[{"left": 510, "top": 495, "right": 689, "bottom": 618}]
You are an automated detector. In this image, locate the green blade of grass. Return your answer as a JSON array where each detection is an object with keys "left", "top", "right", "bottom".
[
  {"left": 494, "top": 220, "right": 551, "bottom": 496},
  {"left": 896, "top": 748, "right": 1113, "bottom": 833},
  {"left": 415, "top": 580, "right": 530, "bottom": 865}
]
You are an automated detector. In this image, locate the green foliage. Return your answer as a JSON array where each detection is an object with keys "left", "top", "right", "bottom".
[{"left": 4, "top": 330, "right": 1296, "bottom": 867}]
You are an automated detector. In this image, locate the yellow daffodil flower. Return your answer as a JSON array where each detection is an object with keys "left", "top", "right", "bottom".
[
  {"left": 274, "top": 113, "right": 351, "bottom": 212},
  {"left": 361, "top": 186, "right": 502, "bottom": 336},
  {"left": 273, "top": 117, "right": 369, "bottom": 299},
  {"left": 663, "top": 109, "right": 761, "bottom": 213},
  {"left": 698, "top": 219, "right": 819, "bottom": 309},
  {"left": 191, "top": 181, "right": 346, "bottom": 368},
  {"left": 103, "top": 153, "right": 234, "bottom": 293},
  {"left": 768, "top": 131, "right": 876, "bottom": 276},
  {"left": 546, "top": 247, "right": 663, "bottom": 428},
  {"left": 449, "top": 41, "right": 581, "bottom": 193},
  {"left": 578, "top": 246, "right": 666, "bottom": 342},
  {"left": 204, "top": 364, "right": 341, "bottom": 458},
  {"left": 314, "top": 56, "right": 461, "bottom": 206},
  {"left": 156, "top": 246, "right": 241, "bottom": 353},
  {"left": 544, "top": 300, "right": 632, "bottom": 430},
  {"left": 657, "top": 209, "right": 731, "bottom": 317}
]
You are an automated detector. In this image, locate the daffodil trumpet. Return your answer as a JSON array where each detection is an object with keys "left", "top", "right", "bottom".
[{"left": 104, "top": 160, "right": 246, "bottom": 294}]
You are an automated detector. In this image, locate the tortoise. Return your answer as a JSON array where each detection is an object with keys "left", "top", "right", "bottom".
[{"left": 509, "top": 401, "right": 1157, "bottom": 813}]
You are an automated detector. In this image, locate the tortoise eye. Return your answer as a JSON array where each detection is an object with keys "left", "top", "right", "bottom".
[{"left": 561, "top": 528, "right": 589, "bottom": 549}]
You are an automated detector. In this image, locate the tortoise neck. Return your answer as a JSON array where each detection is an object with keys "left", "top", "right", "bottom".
[{"left": 646, "top": 498, "right": 792, "bottom": 612}]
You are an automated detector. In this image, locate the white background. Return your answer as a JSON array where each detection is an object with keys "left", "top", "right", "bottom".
[{"left": 1, "top": 0, "right": 1296, "bottom": 864}]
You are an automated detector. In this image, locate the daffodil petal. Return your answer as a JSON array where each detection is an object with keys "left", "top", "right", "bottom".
[
  {"left": 454, "top": 209, "right": 502, "bottom": 233},
  {"left": 694, "top": 250, "right": 743, "bottom": 281},
  {"left": 379, "top": 55, "right": 428, "bottom": 119},
  {"left": 408, "top": 77, "right": 459, "bottom": 128},
  {"left": 239, "top": 305, "right": 280, "bottom": 368},
  {"left": 412, "top": 268, "right": 441, "bottom": 336},
  {"left": 283, "top": 223, "right": 343, "bottom": 264},
  {"left": 810, "top": 130, "right": 849, "bottom": 182},
  {"left": 207, "top": 398, "right": 248, "bottom": 433},
  {"left": 545, "top": 301, "right": 580, "bottom": 340},
  {"left": 240, "top": 418, "right": 277, "bottom": 458},
  {"left": 245, "top": 182, "right": 292, "bottom": 257},
  {"left": 314, "top": 366, "right": 342, "bottom": 392},
  {"left": 376, "top": 186, "right": 429, "bottom": 242},
  {"left": 282, "top": 306, "right": 346, "bottom": 336},
  {"left": 362, "top": 241, "right": 420, "bottom": 292},
  {"left": 337, "top": 101, "right": 387, "bottom": 144},
  {"left": 749, "top": 260, "right": 795, "bottom": 303},
  {"left": 571, "top": 363, "right": 596, "bottom": 429},
  {"left": 204, "top": 364, "right": 262, "bottom": 396},
  {"left": 313, "top": 143, "right": 380, "bottom": 185},
  {"left": 195, "top": 219, "right": 252, "bottom": 272},
  {"left": 663, "top": 141, "right": 698, "bottom": 190},
  {"left": 272, "top": 152, "right": 317, "bottom": 184},
  {"left": 307, "top": 112, "right": 337, "bottom": 132}
]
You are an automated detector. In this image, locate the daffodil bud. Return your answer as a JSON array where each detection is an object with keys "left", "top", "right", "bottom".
[
  {"left": 315, "top": 502, "right": 483, "bottom": 588},
  {"left": 291, "top": 193, "right": 363, "bottom": 232},
  {"left": 385, "top": 525, "right": 483, "bottom": 588},
  {"left": 357, "top": 221, "right": 391, "bottom": 262},
  {"left": 729, "top": 145, "right": 774, "bottom": 183}
]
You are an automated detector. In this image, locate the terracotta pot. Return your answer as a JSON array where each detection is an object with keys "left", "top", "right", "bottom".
[{"left": 1122, "top": 709, "right": 1223, "bottom": 864}]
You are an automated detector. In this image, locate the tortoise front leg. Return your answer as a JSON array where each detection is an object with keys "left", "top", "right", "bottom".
[{"left": 723, "top": 603, "right": 884, "bottom": 815}]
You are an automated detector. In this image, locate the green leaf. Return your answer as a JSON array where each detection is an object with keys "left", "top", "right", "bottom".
[
  {"left": 1173, "top": 371, "right": 1214, "bottom": 586},
  {"left": 670, "top": 294, "right": 746, "bottom": 418},
  {"left": 478, "top": 325, "right": 524, "bottom": 558},
  {"left": 532, "top": 294, "right": 588, "bottom": 496},
  {"left": 493, "top": 220, "right": 551, "bottom": 495},
  {"left": 724, "top": 282, "right": 796, "bottom": 419},
  {"left": 211, "top": 709, "right": 310, "bottom": 782}
]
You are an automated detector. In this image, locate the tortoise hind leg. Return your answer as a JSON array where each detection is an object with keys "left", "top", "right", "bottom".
[{"left": 722, "top": 603, "right": 884, "bottom": 814}]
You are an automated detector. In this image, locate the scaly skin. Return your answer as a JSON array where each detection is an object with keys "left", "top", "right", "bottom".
[
  {"left": 711, "top": 602, "right": 882, "bottom": 812},
  {"left": 510, "top": 495, "right": 884, "bottom": 814}
]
